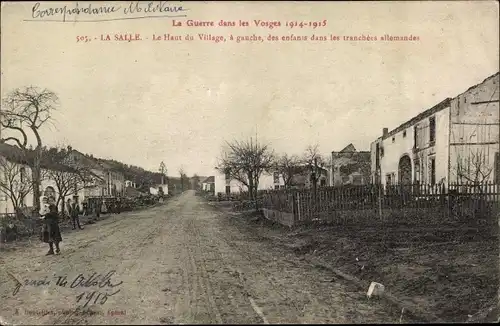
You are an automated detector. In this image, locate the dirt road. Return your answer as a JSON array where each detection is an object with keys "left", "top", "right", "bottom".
[{"left": 0, "top": 191, "right": 398, "bottom": 324}]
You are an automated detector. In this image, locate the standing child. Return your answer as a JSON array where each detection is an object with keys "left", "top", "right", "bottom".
[
  {"left": 40, "top": 204, "right": 62, "bottom": 255},
  {"left": 71, "top": 201, "right": 83, "bottom": 230}
]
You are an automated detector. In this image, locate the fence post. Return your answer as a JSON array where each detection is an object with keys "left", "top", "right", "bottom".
[
  {"left": 292, "top": 192, "right": 297, "bottom": 226},
  {"left": 378, "top": 183, "right": 383, "bottom": 222},
  {"left": 296, "top": 192, "right": 301, "bottom": 224}
]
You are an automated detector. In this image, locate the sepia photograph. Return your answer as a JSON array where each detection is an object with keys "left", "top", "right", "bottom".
[{"left": 0, "top": 1, "right": 499, "bottom": 324}]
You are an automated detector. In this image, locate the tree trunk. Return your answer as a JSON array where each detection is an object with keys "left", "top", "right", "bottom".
[
  {"left": 11, "top": 196, "right": 19, "bottom": 217},
  {"left": 254, "top": 175, "right": 259, "bottom": 201},
  {"left": 254, "top": 176, "right": 260, "bottom": 212},
  {"left": 31, "top": 149, "right": 42, "bottom": 213},
  {"left": 60, "top": 196, "right": 66, "bottom": 218},
  {"left": 248, "top": 172, "right": 254, "bottom": 200}
]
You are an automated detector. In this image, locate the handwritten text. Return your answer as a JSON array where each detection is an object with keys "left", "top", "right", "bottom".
[{"left": 29, "top": 1, "right": 188, "bottom": 22}]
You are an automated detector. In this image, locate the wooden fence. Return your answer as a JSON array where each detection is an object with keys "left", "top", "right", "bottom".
[{"left": 261, "top": 182, "right": 500, "bottom": 227}]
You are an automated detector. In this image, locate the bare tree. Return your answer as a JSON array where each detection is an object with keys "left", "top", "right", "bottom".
[
  {"left": 159, "top": 161, "right": 167, "bottom": 185},
  {"left": 43, "top": 146, "right": 99, "bottom": 217},
  {"left": 302, "top": 144, "right": 325, "bottom": 188},
  {"left": 179, "top": 167, "right": 187, "bottom": 192},
  {"left": 454, "top": 148, "right": 494, "bottom": 189},
  {"left": 1, "top": 86, "right": 59, "bottom": 212},
  {"left": 274, "top": 153, "right": 301, "bottom": 189},
  {"left": 216, "top": 138, "right": 274, "bottom": 200},
  {"left": 0, "top": 157, "right": 34, "bottom": 216},
  {"left": 191, "top": 174, "right": 201, "bottom": 191}
]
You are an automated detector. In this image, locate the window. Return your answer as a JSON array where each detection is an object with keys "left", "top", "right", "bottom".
[
  {"left": 429, "top": 156, "right": 436, "bottom": 185},
  {"left": 386, "top": 173, "right": 392, "bottom": 185},
  {"left": 413, "top": 125, "right": 418, "bottom": 149},
  {"left": 274, "top": 185, "right": 280, "bottom": 190},
  {"left": 380, "top": 146, "right": 385, "bottom": 157},
  {"left": 392, "top": 136, "right": 395, "bottom": 143},
  {"left": 414, "top": 160, "right": 420, "bottom": 183},
  {"left": 273, "top": 172, "right": 280, "bottom": 184},
  {"left": 225, "top": 185, "right": 230, "bottom": 195},
  {"left": 429, "top": 117, "right": 436, "bottom": 143},
  {"left": 353, "top": 175, "right": 363, "bottom": 185},
  {"left": 495, "top": 152, "right": 500, "bottom": 184},
  {"left": 225, "top": 171, "right": 230, "bottom": 180},
  {"left": 403, "top": 130, "right": 407, "bottom": 138},
  {"left": 20, "top": 167, "right": 26, "bottom": 183}
]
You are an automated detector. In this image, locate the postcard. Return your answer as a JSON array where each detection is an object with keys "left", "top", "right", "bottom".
[{"left": 0, "top": 1, "right": 499, "bottom": 324}]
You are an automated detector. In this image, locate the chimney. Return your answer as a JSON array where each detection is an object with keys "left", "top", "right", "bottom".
[{"left": 382, "top": 128, "right": 388, "bottom": 137}]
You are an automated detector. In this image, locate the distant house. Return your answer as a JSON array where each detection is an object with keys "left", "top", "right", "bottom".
[
  {"left": 124, "top": 186, "right": 145, "bottom": 199},
  {"left": 97, "top": 159, "right": 126, "bottom": 198},
  {"left": 328, "top": 144, "right": 371, "bottom": 187},
  {"left": 214, "top": 171, "right": 281, "bottom": 194},
  {"left": 201, "top": 176, "right": 215, "bottom": 192},
  {"left": 65, "top": 149, "right": 125, "bottom": 199},
  {"left": 288, "top": 166, "right": 328, "bottom": 189},
  {"left": 371, "top": 72, "right": 499, "bottom": 187},
  {"left": 125, "top": 180, "right": 137, "bottom": 188},
  {"left": 214, "top": 164, "right": 330, "bottom": 194},
  {"left": 65, "top": 149, "right": 108, "bottom": 198}
]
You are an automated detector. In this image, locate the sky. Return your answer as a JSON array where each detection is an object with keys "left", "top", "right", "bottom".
[{"left": 1, "top": 1, "right": 499, "bottom": 177}]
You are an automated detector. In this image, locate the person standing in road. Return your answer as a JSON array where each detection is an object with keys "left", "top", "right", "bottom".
[
  {"left": 66, "top": 198, "right": 72, "bottom": 220},
  {"left": 71, "top": 201, "right": 83, "bottom": 230},
  {"left": 116, "top": 198, "right": 121, "bottom": 214},
  {"left": 40, "top": 204, "right": 62, "bottom": 255},
  {"left": 95, "top": 200, "right": 101, "bottom": 219}
]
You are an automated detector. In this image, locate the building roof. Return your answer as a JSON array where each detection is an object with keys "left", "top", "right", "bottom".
[
  {"left": 331, "top": 152, "right": 371, "bottom": 168},
  {"left": 379, "top": 71, "right": 499, "bottom": 142},
  {"left": 69, "top": 150, "right": 103, "bottom": 170},
  {"left": 382, "top": 98, "right": 452, "bottom": 140},
  {"left": 0, "top": 142, "right": 32, "bottom": 165},
  {"left": 124, "top": 186, "right": 145, "bottom": 198},
  {"left": 339, "top": 143, "right": 356, "bottom": 153},
  {"left": 458, "top": 71, "right": 499, "bottom": 97},
  {"left": 0, "top": 143, "right": 78, "bottom": 173},
  {"left": 202, "top": 176, "right": 215, "bottom": 183}
]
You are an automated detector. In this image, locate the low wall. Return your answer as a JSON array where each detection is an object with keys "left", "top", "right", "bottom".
[{"left": 261, "top": 208, "right": 295, "bottom": 228}]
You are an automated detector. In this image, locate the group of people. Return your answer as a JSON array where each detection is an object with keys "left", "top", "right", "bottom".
[{"left": 39, "top": 197, "right": 122, "bottom": 256}]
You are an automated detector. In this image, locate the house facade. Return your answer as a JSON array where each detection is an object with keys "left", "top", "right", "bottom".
[
  {"left": 98, "top": 160, "right": 126, "bottom": 198},
  {"left": 288, "top": 167, "right": 328, "bottom": 189},
  {"left": 66, "top": 150, "right": 125, "bottom": 199},
  {"left": 328, "top": 144, "right": 371, "bottom": 187},
  {"left": 0, "top": 143, "right": 87, "bottom": 215},
  {"left": 201, "top": 176, "right": 215, "bottom": 192},
  {"left": 448, "top": 73, "right": 499, "bottom": 184},
  {"left": 214, "top": 166, "right": 330, "bottom": 194},
  {"left": 125, "top": 180, "right": 137, "bottom": 188},
  {"left": 214, "top": 171, "right": 284, "bottom": 195},
  {"left": 150, "top": 183, "right": 169, "bottom": 196},
  {"left": 0, "top": 144, "right": 34, "bottom": 215},
  {"left": 371, "top": 72, "right": 499, "bottom": 187}
]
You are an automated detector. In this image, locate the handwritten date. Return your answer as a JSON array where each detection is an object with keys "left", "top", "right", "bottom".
[{"left": 76, "top": 289, "right": 121, "bottom": 308}]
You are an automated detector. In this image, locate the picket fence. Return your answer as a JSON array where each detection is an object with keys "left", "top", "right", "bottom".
[{"left": 261, "top": 182, "right": 500, "bottom": 227}]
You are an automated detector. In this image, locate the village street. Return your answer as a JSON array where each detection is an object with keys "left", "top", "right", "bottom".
[{"left": 0, "top": 191, "right": 397, "bottom": 325}]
